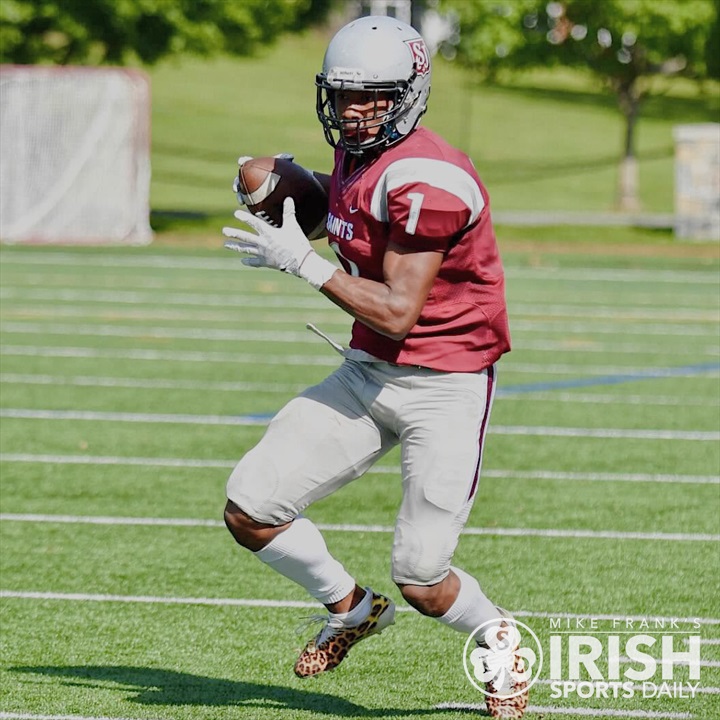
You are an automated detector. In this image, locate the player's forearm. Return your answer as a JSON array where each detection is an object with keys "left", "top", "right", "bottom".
[{"left": 320, "top": 272, "right": 420, "bottom": 341}]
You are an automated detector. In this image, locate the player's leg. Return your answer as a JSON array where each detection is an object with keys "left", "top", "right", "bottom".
[
  {"left": 387, "top": 364, "right": 529, "bottom": 717},
  {"left": 224, "top": 504, "right": 366, "bottom": 612},
  {"left": 225, "top": 359, "right": 393, "bottom": 607},
  {"left": 224, "top": 359, "right": 397, "bottom": 676},
  {"left": 386, "top": 364, "right": 499, "bottom": 630}
]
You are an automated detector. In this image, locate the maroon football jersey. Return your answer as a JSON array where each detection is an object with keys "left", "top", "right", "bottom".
[{"left": 326, "top": 127, "right": 511, "bottom": 372}]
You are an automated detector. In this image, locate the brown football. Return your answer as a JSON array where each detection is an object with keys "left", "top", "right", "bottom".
[{"left": 236, "top": 157, "right": 328, "bottom": 240}]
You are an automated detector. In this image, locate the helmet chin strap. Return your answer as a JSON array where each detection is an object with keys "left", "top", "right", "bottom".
[
  {"left": 341, "top": 121, "right": 403, "bottom": 156},
  {"left": 340, "top": 97, "right": 402, "bottom": 155}
]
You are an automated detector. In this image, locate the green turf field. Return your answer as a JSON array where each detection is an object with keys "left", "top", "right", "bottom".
[{"left": 0, "top": 238, "right": 718, "bottom": 720}]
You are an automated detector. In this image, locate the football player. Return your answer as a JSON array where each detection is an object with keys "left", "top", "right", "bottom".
[{"left": 222, "top": 15, "right": 527, "bottom": 719}]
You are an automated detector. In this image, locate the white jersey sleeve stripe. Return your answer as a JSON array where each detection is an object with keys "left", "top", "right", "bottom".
[{"left": 369, "top": 158, "right": 485, "bottom": 228}]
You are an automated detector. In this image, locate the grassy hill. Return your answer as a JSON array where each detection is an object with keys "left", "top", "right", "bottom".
[{"left": 146, "top": 28, "right": 719, "bottom": 226}]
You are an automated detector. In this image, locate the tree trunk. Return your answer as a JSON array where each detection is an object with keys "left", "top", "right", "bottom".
[
  {"left": 617, "top": 155, "right": 640, "bottom": 212},
  {"left": 616, "top": 80, "right": 641, "bottom": 212}
]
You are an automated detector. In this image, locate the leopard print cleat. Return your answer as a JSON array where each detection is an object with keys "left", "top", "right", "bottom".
[
  {"left": 484, "top": 652, "right": 529, "bottom": 719},
  {"left": 481, "top": 609, "right": 530, "bottom": 719},
  {"left": 294, "top": 590, "right": 395, "bottom": 678}
]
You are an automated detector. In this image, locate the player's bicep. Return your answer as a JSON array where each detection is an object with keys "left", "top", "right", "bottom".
[
  {"left": 382, "top": 242, "right": 443, "bottom": 333},
  {"left": 376, "top": 159, "right": 486, "bottom": 250}
]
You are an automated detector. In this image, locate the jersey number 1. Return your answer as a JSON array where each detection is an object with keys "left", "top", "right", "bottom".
[{"left": 405, "top": 192, "right": 424, "bottom": 235}]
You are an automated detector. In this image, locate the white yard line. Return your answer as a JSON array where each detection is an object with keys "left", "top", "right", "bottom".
[
  {"left": 0, "top": 251, "right": 246, "bottom": 270},
  {"left": 0, "top": 373, "right": 307, "bottom": 393},
  {"left": 0, "top": 287, "right": 327, "bottom": 310},
  {"left": 495, "top": 320, "right": 716, "bottom": 337},
  {"left": 318, "top": 523, "right": 719, "bottom": 542},
  {"left": 1, "top": 408, "right": 717, "bottom": 441},
  {"left": 502, "top": 392, "right": 717, "bottom": 407},
  {"left": 0, "top": 408, "right": 270, "bottom": 426},
  {"left": 2, "top": 707, "right": 690, "bottom": 720},
  {"left": 2, "top": 345, "right": 718, "bottom": 378},
  {"left": 0, "top": 322, "right": 315, "bottom": 344},
  {"left": 2, "top": 288, "right": 718, "bottom": 334},
  {"left": 0, "top": 302, "right": 717, "bottom": 338},
  {"left": 2, "top": 315, "right": 718, "bottom": 338},
  {"left": 435, "top": 703, "right": 692, "bottom": 718},
  {"left": 3, "top": 298, "right": 715, "bottom": 323},
  {"left": 2, "top": 322, "right": 718, "bottom": 357},
  {"left": 490, "top": 426, "right": 719, "bottom": 441},
  {"left": 0, "top": 303, "right": 347, "bottom": 324},
  {"left": 0, "top": 345, "right": 341, "bottom": 366},
  {"left": 2, "top": 250, "right": 717, "bottom": 284},
  {"left": 0, "top": 695, "right": 711, "bottom": 720},
  {"left": 1, "top": 513, "right": 717, "bottom": 542},
  {"left": 0, "top": 453, "right": 234, "bottom": 469},
  {"left": 2, "top": 453, "right": 716, "bottom": 485},
  {"left": 0, "top": 714, "right": 155, "bottom": 720},
  {"left": 0, "top": 590, "right": 718, "bottom": 628},
  {"left": 0, "top": 591, "right": 320, "bottom": 610},
  {"left": 510, "top": 305, "right": 716, "bottom": 322},
  {"left": 506, "top": 267, "right": 718, "bottom": 285},
  {"left": 1, "top": 374, "right": 716, "bottom": 407},
  {"left": 479, "top": 469, "right": 720, "bottom": 485},
  {"left": 514, "top": 340, "right": 719, "bottom": 358},
  {"left": 3, "top": 299, "right": 718, "bottom": 325}
]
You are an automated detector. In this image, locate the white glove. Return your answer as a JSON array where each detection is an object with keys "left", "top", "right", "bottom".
[
  {"left": 223, "top": 197, "right": 337, "bottom": 290},
  {"left": 232, "top": 153, "right": 295, "bottom": 200}
]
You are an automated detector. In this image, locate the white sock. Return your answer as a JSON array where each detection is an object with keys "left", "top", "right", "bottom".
[
  {"left": 435, "top": 566, "right": 500, "bottom": 643},
  {"left": 331, "top": 588, "right": 371, "bottom": 625},
  {"left": 254, "top": 516, "right": 356, "bottom": 605}
]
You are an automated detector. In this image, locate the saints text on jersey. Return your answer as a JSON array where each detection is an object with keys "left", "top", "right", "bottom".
[{"left": 326, "top": 210, "right": 354, "bottom": 240}]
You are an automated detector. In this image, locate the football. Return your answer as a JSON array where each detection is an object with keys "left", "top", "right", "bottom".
[{"left": 236, "top": 156, "right": 328, "bottom": 240}]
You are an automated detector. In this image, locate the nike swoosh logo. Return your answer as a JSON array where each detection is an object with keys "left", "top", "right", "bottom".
[{"left": 348, "top": 206, "right": 360, "bottom": 214}]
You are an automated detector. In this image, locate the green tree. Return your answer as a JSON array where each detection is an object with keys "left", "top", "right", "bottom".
[
  {"left": 442, "top": 0, "right": 718, "bottom": 211},
  {"left": 0, "top": 0, "right": 332, "bottom": 66}
]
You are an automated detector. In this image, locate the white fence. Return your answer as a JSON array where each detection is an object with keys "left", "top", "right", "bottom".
[{"left": 0, "top": 65, "right": 152, "bottom": 244}]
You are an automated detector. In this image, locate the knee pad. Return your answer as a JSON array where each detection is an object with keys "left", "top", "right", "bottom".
[
  {"left": 226, "top": 450, "right": 287, "bottom": 524},
  {"left": 391, "top": 518, "right": 453, "bottom": 586}
]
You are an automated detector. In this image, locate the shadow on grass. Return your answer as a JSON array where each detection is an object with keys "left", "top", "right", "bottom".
[
  {"left": 12, "top": 665, "right": 484, "bottom": 718},
  {"left": 482, "top": 145, "right": 672, "bottom": 184},
  {"left": 150, "top": 209, "right": 225, "bottom": 234},
  {"left": 480, "top": 80, "right": 719, "bottom": 122}
]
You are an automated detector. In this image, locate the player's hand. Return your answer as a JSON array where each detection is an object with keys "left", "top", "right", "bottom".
[
  {"left": 223, "top": 197, "right": 314, "bottom": 275},
  {"left": 224, "top": 196, "right": 311, "bottom": 274},
  {"left": 223, "top": 197, "right": 335, "bottom": 289},
  {"left": 232, "top": 153, "right": 295, "bottom": 201}
]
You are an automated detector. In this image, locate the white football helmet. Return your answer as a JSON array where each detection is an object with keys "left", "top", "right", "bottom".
[{"left": 316, "top": 15, "right": 432, "bottom": 155}]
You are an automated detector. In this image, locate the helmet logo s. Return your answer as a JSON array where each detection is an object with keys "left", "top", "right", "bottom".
[{"left": 405, "top": 38, "right": 430, "bottom": 76}]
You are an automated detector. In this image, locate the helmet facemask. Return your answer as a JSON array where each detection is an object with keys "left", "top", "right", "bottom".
[{"left": 316, "top": 74, "right": 417, "bottom": 156}]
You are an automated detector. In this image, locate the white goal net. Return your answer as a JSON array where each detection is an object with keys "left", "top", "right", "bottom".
[{"left": 0, "top": 65, "right": 152, "bottom": 244}]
